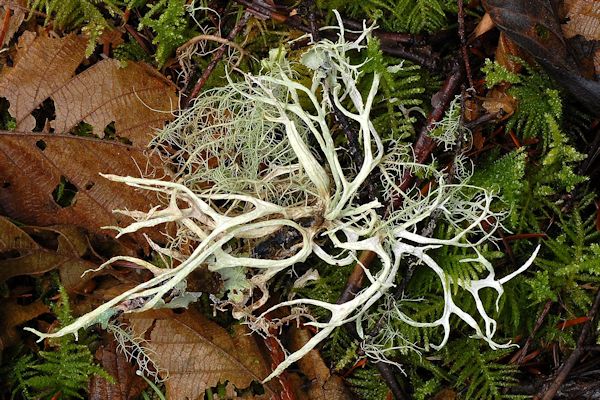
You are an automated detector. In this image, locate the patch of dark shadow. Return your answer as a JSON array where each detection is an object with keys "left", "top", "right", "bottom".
[
  {"left": 52, "top": 176, "right": 78, "bottom": 208},
  {"left": 31, "top": 98, "right": 56, "bottom": 133},
  {"left": 117, "top": 135, "right": 133, "bottom": 145},
  {"left": 70, "top": 121, "right": 95, "bottom": 137},
  {"left": 103, "top": 121, "right": 116, "bottom": 137},
  {"left": 0, "top": 249, "right": 20, "bottom": 260},
  {"left": 102, "top": 121, "right": 132, "bottom": 145},
  {"left": 35, "top": 139, "right": 46, "bottom": 151},
  {"left": 84, "top": 181, "right": 95, "bottom": 190},
  {"left": 0, "top": 97, "right": 16, "bottom": 130},
  {"left": 1, "top": 181, "right": 10, "bottom": 188},
  {"left": 74, "top": 57, "right": 96, "bottom": 75},
  {"left": 26, "top": 229, "right": 59, "bottom": 251}
]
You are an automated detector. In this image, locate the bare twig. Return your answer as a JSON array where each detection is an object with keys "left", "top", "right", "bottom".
[
  {"left": 536, "top": 287, "right": 600, "bottom": 400},
  {"left": 337, "top": 250, "right": 377, "bottom": 304},
  {"left": 124, "top": 24, "right": 153, "bottom": 55},
  {"left": 184, "top": 11, "right": 251, "bottom": 106},
  {"left": 232, "top": 0, "right": 441, "bottom": 70},
  {"left": 457, "top": 0, "right": 474, "bottom": 89},
  {"left": 510, "top": 300, "right": 553, "bottom": 365},
  {"left": 178, "top": 34, "right": 248, "bottom": 60},
  {"left": 0, "top": 7, "right": 11, "bottom": 47},
  {"left": 388, "top": 60, "right": 465, "bottom": 213}
]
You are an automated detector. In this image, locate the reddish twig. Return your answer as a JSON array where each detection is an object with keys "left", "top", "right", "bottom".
[
  {"left": 504, "top": 233, "right": 548, "bottom": 241},
  {"left": 388, "top": 60, "right": 464, "bottom": 213},
  {"left": 457, "top": 0, "right": 474, "bottom": 89},
  {"left": 510, "top": 300, "right": 553, "bottom": 365},
  {"left": 233, "top": 0, "right": 441, "bottom": 71},
  {"left": 0, "top": 7, "right": 11, "bottom": 47},
  {"left": 184, "top": 11, "right": 251, "bottom": 106},
  {"left": 535, "top": 287, "right": 600, "bottom": 400},
  {"left": 337, "top": 250, "right": 377, "bottom": 304},
  {"left": 124, "top": 24, "right": 153, "bottom": 55}
]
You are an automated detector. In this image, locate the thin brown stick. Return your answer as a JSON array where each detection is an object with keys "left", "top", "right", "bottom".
[
  {"left": 510, "top": 300, "right": 553, "bottom": 365},
  {"left": 457, "top": 0, "right": 474, "bottom": 89},
  {"left": 388, "top": 60, "right": 464, "bottom": 213},
  {"left": 185, "top": 12, "right": 250, "bottom": 106},
  {"left": 178, "top": 34, "right": 248, "bottom": 59},
  {"left": 0, "top": 7, "right": 11, "bottom": 47},
  {"left": 337, "top": 250, "right": 377, "bottom": 304},
  {"left": 232, "top": 0, "right": 441, "bottom": 71},
  {"left": 124, "top": 24, "right": 153, "bottom": 55},
  {"left": 536, "top": 287, "right": 600, "bottom": 400}
]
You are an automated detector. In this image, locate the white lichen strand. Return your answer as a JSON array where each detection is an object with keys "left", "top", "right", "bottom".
[{"left": 24, "top": 13, "right": 538, "bottom": 383}]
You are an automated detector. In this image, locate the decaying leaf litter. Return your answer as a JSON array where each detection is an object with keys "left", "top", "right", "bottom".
[{"left": 1, "top": 1, "right": 600, "bottom": 399}]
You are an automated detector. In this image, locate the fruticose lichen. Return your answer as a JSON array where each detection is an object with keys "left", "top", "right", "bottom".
[{"left": 26, "top": 13, "right": 538, "bottom": 382}]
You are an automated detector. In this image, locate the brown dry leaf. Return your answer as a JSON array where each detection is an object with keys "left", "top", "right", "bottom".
[
  {"left": 128, "top": 309, "right": 281, "bottom": 400},
  {"left": 471, "top": 12, "right": 495, "bottom": 39},
  {"left": 0, "top": 1, "right": 26, "bottom": 46},
  {"left": 0, "top": 299, "right": 49, "bottom": 350},
  {"left": 89, "top": 334, "right": 148, "bottom": 400},
  {"left": 0, "top": 32, "right": 88, "bottom": 131},
  {"left": 51, "top": 59, "right": 177, "bottom": 146},
  {"left": 288, "top": 326, "right": 352, "bottom": 400},
  {"left": 0, "top": 132, "right": 165, "bottom": 247},
  {"left": 0, "top": 31, "right": 177, "bottom": 145},
  {"left": 563, "top": 0, "right": 600, "bottom": 40},
  {"left": 432, "top": 388, "right": 458, "bottom": 400},
  {"left": 562, "top": 0, "right": 600, "bottom": 75},
  {"left": 0, "top": 215, "right": 103, "bottom": 291},
  {"left": 482, "top": 87, "right": 517, "bottom": 117},
  {"left": 495, "top": 33, "right": 527, "bottom": 73}
]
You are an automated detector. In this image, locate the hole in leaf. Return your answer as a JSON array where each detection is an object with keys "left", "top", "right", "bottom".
[
  {"left": 84, "top": 181, "right": 95, "bottom": 190},
  {"left": 35, "top": 139, "right": 46, "bottom": 151},
  {"left": 0, "top": 98, "right": 16, "bottom": 130},
  {"left": 104, "top": 121, "right": 116, "bottom": 137},
  {"left": 31, "top": 99, "right": 55, "bottom": 133},
  {"left": 52, "top": 176, "right": 78, "bottom": 208},
  {"left": 2, "top": 181, "right": 10, "bottom": 188},
  {"left": 70, "top": 121, "right": 94, "bottom": 137}
]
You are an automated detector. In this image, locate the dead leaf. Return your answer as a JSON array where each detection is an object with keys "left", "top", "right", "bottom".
[
  {"left": 288, "top": 326, "right": 352, "bottom": 400},
  {"left": 99, "top": 28, "right": 125, "bottom": 53},
  {"left": 0, "top": 31, "right": 177, "bottom": 145},
  {"left": 0, "top": 299, "right": 49, "bottom": 350},
  {"left": 128, "top": 309, "right": 281, "bottom": 400},
  {"left": 483, "top": 0, "right": 600, "bottom": 115},
  {"left": 0, "top": 132, "right": 164, "bottom": 247},
  {"left": 471, "top": 12, "right": 496, "bottom": 39},
  {"left": 495, "top": 33, "right": 527, "bottom": 73},
  {"left": 89, "top": 334, "right": 148, "bottom": 400},
  {"left": 0, "top": 33, "right": 88, "bottom": 131},
  {"left": 482, "top": 87, "right": 517, "bottom": 117},
  {"left": 0, "top": 216, "right": 104, "bottom": 291},
  {"left": 0, "top": 1, "right": 26, "bottom": 47},
  {"left": 432, "top": 388, "right": 458, "bottom": 400},
  {"left": 563, "top": 0, "right": 600, "bottom": 41},
  {"left": 562, "top": 0, "right": 600, "bottom": 76},
  {"left": 51, "top": 59, "right": 177, "bottom": 146}
]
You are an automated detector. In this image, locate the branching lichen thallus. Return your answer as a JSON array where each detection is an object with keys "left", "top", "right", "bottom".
[{"left": 26, "top": 13, "right": 539, "bottom": 383}]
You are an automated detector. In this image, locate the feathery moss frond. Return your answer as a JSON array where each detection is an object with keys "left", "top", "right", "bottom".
[{"left": 11, "top": 287, "right": 111, "bottom": 399}]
